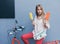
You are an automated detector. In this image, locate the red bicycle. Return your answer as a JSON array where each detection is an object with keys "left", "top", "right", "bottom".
[{"left": 8, "top": 20, "right": 24, "bottom": 44}]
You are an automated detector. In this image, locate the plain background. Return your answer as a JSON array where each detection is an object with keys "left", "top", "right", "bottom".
[{"left": 0, "top": 0, "right": 60, "bottom": 44}]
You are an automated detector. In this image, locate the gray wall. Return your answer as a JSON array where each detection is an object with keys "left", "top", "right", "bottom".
[{"left": 0, "top": 0, "right": 60, "bottom": 44}]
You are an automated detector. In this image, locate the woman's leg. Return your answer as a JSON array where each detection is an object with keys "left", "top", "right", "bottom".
[
  {"left": 35, "top": 38, "right": 44, "bottom": 44},
  {"left": 21, "top": 32, "right": 33, "bottom": 44}
]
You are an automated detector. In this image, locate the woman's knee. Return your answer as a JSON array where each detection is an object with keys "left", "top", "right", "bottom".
[
  {"left": 21, "top": 35, "right": 25, "bottom": 39},
  {"left": 21, "top": 32, "right": 33, "bottom": 39}
]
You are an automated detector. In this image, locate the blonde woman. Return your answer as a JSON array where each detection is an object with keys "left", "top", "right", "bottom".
[{"left": 21, "top": 4, "right": 50, "bottom": 44}]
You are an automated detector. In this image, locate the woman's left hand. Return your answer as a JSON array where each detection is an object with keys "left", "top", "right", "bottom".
[{"left": 44, "top": 23, "right": 48, "bottom": 29}]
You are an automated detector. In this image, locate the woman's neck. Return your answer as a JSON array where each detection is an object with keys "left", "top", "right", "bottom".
[{"left": 37, "top": 15, "right": 43, "bottom": 20}]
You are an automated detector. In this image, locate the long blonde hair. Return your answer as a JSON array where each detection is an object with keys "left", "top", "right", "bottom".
[{"left": 36, "top": 4, "right": 45, "bottom": 17}]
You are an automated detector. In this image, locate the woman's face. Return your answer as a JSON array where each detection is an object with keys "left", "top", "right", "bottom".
[{"left": 37, "top": 6, "right": 43, "bottom": 16}]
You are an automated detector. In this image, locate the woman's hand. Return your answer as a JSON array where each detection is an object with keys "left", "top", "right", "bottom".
[
  {"left": 43, "top": 20, "right": 48, "bottom": 29},
  {"left": 32, "top": 21, "right": 35, "bottom": 26},
  {"left": 44, "top": 23, "right": 48, "bottom": 29}
]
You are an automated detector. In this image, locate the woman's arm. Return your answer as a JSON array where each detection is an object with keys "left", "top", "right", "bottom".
[
  {"left": 44, "top": 20, "right": 50, "bottom": 29},
  {"left": 32, "top": 20, "right": 35, "bottom": 26}
]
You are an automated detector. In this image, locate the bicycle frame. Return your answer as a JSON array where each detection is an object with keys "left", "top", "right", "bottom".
[{"left": 12, "top": 37, "right": 20, "bottom": 44}]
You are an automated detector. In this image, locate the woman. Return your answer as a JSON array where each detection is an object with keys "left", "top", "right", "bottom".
[{"left": 21, "top": 4, "right": 50, "bottom": 44}]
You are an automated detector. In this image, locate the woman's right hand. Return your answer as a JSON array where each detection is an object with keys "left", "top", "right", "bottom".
[{"left": 32, "top": 21, "right": 35, "bottom": 26}]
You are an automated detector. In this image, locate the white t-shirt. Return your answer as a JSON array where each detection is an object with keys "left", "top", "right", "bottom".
[{"left": 32, "top": 16, "right": 50, "bottom": 40}]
